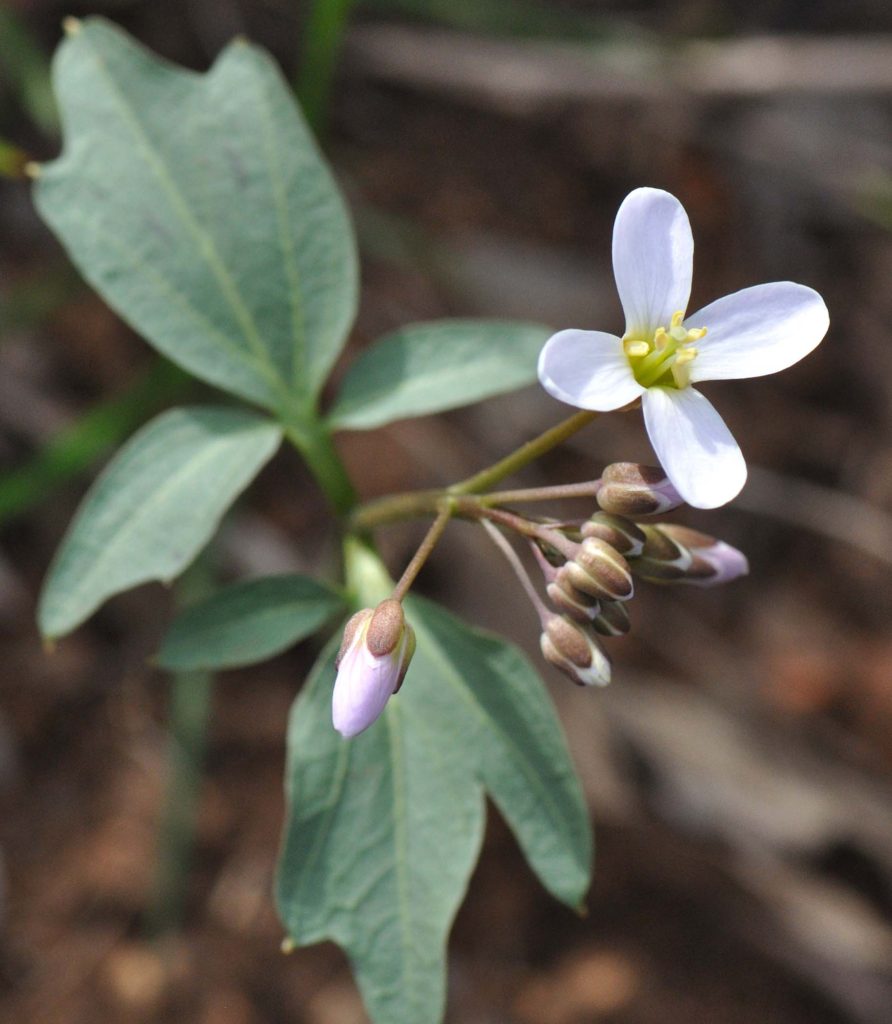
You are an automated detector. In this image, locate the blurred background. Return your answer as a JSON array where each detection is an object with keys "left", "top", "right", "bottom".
[{"left": 2, "top": 0, "right": 892, "bottom": 1021}]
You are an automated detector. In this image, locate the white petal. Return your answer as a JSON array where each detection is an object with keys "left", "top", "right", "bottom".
[
  {"left": 538, "top": 329, "right": 644, "bottom": 411},
  {"left": 332, "top": 643, "right": 398, "bottom": 738},
  {"left": 687, "top": 282, "right": 829, "bottom": 383},
  {"left": 612, "top": 188, "right": 694, "bottom": 337},
  {"left": 642, "top": 387, "right": 746, "bottom": 509}
]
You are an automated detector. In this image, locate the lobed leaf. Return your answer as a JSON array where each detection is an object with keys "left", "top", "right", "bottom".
[
  {"left": 327, "top": 319, "right": 551, "bottom": 430},
  {"left": 35, "top": 18, "right": 358, "bottom": 415},
  {"left": 277, "top": 556, "right": 591, "bottom": 1024},
  {"left": 38, "top": 405, "right": 282, "bottom": 639},
  {"left": 156, "top": 574, "right": 345, "bottom": 671}
]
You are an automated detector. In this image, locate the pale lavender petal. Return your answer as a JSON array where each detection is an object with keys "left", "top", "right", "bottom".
[
  {"left": 642, "top": 386, "right": 746, "bottom": 509},
  {"left": 685, "top": 541, "right": 750, "bottom": 587},
  {"left": 538, "top": 329, "right": 644, "bottom": 411},
  {"left": 332, "top": 641, "right": 400, "bottom": 738},
  {"left": 612, "top": 188, "right": 694, "bottom": 337},
  {"left": 687, "top": 282, "right": 829, "bottom": 383}
]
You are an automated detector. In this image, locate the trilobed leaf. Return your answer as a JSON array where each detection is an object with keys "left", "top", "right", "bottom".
[{"left": 35, "top": 18, "right": 358, "bottom": 415}]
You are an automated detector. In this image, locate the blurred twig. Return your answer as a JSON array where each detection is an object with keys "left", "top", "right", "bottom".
[
  {"left": 739, "top": 465, "right": 892, "bottom": 568},
  {"left": 346, "top": 26, "right": 892, "bottom": 112}
]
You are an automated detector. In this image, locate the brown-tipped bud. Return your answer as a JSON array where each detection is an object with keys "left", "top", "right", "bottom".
[
  {"left": 540, "top": 616, "right": 611, "bottom": 687},
  {"left": 547, "top": 570, "right": 600, "bottom": 624},
  {"left": 580, "top": 512, "right": 646, "bottom": 557},
  {"left": 630, "top": 524, "right": 693, "bottom": 581},
  {"left": 597, "top": 463, "right": 684, "bottom": 517},
  {"left": 564, "top": 537, "right": 634, "bottom": 602},
  {"left": 592, "top": 600, "right": 631, "bottom": 637},
  {"left": 657, "top": 525, "right": 749, "bottom": 587},
  {"left": 332, "top": 600, "right": 416, "bottom": 738}
]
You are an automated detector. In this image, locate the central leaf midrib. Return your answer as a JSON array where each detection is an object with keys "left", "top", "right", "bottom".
[
  {"left": 413, "top": 614, "right": 573, "bottom": 838},
  {"left": 79, "top": 31, "right": 288, "bottom": 403},
  {"left": 60, "top": 423, "right": 268, "bottom": 612}
]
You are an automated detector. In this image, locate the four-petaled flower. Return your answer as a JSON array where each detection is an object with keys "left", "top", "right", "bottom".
[{"left": 537, "top": 187, "right": 829, "bottom": 508}]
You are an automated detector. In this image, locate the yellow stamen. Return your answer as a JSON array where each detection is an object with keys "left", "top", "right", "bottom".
[
  {"left": 653, "top": 327, "right": 669, "bottom": 351},
  {"left": 623, "top": 338, "right": 650, "bottom": 358},
  {"left": 670, "top": 310, "right": 685, "bottom": 328},
  {"left": 686, "top": 327, "right": 707, "bottom": 341},
  {"left": 675, "top": 347, "right": 697, "bottom": 364}
]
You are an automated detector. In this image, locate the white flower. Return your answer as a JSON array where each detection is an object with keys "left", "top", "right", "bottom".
[
  {"left": 537, "top": 188, "right": 829, "bottom": 509},
  {"left": 332, "top": 600, "right": 415, "bottom": 738}
]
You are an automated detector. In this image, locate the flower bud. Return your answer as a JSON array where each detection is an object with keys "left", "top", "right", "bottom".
[
  {"left": 540, "top": 615, "right": 611, "bottom": 687},
  {"left": 580, "top": 512, "right": 645, "bottom": 557},
  {"left": 547, "top": 568, "right": 600, "bottom": 623},
  {"left": 630, "top": 524, "right": 693, "bottom": 581},
  {"left": 597, "top": 463, "right": 684, "bottom": 517},
  {"left": 564, "top": 537, "right": 634, "bottom": 602},
  {"left": 332, "top": 599, "right": 416, "bottom": 738},
  {"left": 658, "top": 525, "right": 749, "bottom": 587},
  {"left": 592, "top": 599, "right": 631, "bottom": 636}
]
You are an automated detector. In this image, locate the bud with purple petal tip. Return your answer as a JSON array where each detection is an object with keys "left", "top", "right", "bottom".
[
  {"left": 332, "top": 599, "right": 416, "bottom": 738},
  {"left": 630, "top": 524, "right": 693, "bottom": 581},
  {"left": 597, "top": 463, "right": 684, "bottom": 518},
  {"left": 658, "top": 525, "right": 749, "bottom": 587},
  {"left": 540, "top": 615, "right": 611, "bottom": 687}
]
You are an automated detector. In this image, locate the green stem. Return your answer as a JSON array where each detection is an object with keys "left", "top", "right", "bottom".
[
  {"left": 145, "top": 563, "right": 215, "bottom": 937},
  {"left": 145, "top": 667, "right": 213, "bottom": 937},
  {"left": 450, "top": 410, "right": 598, "bottom": 494},
  {"left": 350, "top": 411, "right": 600, "bottom": 530},
  {"left": 296, "top": 0, "right": 356, "bottom": 134},
  {"left": 391, "top": 502, "right": 453, "bottom": 600},
  {"left": 285, "top": 417, "right": 357, "bottom": 516}
]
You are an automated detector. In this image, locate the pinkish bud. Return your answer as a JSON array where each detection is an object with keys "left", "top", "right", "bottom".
[
  {"left": 332, "top": 600, "right": 416, "bottom": 738},
  {"left": 597, "top": 463, "right": 684, "bottom": 517},
  {"left": 658, "top": 525, "right": 749, "bottom": 587}
]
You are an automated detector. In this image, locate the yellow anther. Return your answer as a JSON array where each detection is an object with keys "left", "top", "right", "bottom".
[
  {"left": 675, "top": 347, "right": 697, "bottom": 365},
  {"left": 653, "top": 327, "right": 669, "bottom": 350},
  {"left": 686, "top": 326, "right": 707, "bottom": 341},
  {"left": 670, "top": 310, "right": 686, "bottom": 328},
  {"left": 623, "top": 338, "right": 650, "bottom": 358}
]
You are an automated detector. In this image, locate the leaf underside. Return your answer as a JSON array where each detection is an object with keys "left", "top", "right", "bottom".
[
  {"left": 156, "top": 574, "right": 345, "bottom": 671},
  {"left": 328, "top": 319, "right": 552, "bottom": 430},
  {"left": 38, "top": 405, "right": 282, "bottom": 639}
]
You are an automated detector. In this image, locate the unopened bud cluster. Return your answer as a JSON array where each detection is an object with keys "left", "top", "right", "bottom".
[{"left": 536, "top": 463, "right": 747, "bottom": 688}]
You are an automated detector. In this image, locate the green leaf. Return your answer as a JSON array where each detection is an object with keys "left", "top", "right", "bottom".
[
  {"left": 277, "top": 569, "right": 591, "bottom": 1024},
  {"left": 35, "top": 17, "right": 358, "bottom": 415},
  {"left": 327, "top": 319, "right": 551, "bottom": 430},
  {"left": 156, "top": 574, "right": 345, "bottom": 671},
  {"left": 38, "top": 405, "right": 282, "bottom": 640}
]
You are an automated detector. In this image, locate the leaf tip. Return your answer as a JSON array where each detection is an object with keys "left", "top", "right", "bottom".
[{"left": 62, "top": 16, "right": 82, "bottom": 36}]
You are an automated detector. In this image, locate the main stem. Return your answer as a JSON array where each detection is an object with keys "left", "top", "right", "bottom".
[
  {"left": 449, "top": 410, "right": 598, "bottom": 495},
  {"left": 352, "top": 410, "right": 600, "bottom": 530}
]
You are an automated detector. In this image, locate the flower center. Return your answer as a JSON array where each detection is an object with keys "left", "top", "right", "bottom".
[{"left": 622, "top": 311, "right": 706, "bottom": 389}]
